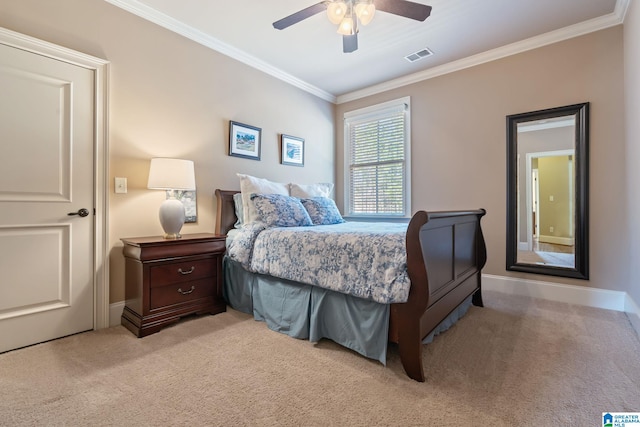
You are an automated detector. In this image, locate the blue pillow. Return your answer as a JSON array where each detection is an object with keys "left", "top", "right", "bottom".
[
  {"left": 301, "top": 197, "right": 345, "bottom": 225},
  {"left": 251, "top": 193, "right": 313, "bottom": 227}
]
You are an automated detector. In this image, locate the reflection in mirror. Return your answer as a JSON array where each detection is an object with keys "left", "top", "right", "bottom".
[{"left": 506, "top": 103, "right": 589, "bottom": 279}]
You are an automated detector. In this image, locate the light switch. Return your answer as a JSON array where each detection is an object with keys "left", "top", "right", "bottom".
[
  {"left": 549, "top": 195, "right": 554, "bottom": 202},
  {"left": 115, "top": 177, "right": 127, "bottom": 194}
]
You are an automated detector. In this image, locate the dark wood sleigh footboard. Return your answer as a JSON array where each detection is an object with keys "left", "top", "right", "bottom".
[
  {"left": 389, "top": 209, "right": 487, "bottom": 382},
  {"left": 215, "top": 189, "right": 486, "bottom": 382}
]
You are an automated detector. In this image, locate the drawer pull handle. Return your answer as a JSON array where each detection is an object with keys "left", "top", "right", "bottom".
[
  {"left": 177, "top": 286, "right": 195, "bottom": 295},
  {"left": 178, "top": 266, "right": 195, "bottom": 275}
]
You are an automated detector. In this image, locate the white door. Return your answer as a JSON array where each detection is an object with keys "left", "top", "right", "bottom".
[{"left": 0, "top": 42, "right": 95, "bottom": 353}]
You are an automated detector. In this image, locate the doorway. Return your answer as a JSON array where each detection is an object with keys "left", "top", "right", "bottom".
[
  {"left": 0, "top": 27, "right": 109, "bottom": 352},
  {"left": 522, "top": 149, "right": 575, "bottom": 268}
]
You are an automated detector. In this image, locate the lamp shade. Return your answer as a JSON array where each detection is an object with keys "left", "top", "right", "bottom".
[
  {"left": 337, "top": 16, "right": 355, "bottom": 35},
  {"left": 327, "top": 1, "right": 347, "bottom": 24},
  {"left": 147, "top": 158, "right": 196, "bottom": 190},
  {"left": 355, "top": 2, "right": 375, "bottom": 25}
]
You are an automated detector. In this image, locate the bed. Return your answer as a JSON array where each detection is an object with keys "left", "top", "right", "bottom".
[{"left": 215, "top": 188, "right": 487, "bottom": 382}]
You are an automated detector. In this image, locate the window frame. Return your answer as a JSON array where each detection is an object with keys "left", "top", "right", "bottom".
[{"left": 343, "top": 97, "right": 411, "bottom": 219}]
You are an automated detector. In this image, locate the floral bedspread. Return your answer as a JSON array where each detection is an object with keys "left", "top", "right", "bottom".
[{"left": 227, "top": 222, "right": 411, "bottom": 304}]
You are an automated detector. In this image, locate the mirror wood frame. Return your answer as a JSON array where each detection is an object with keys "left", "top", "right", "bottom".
[{"left": 506, "top": 102, "right": 589, "bottom": 279}]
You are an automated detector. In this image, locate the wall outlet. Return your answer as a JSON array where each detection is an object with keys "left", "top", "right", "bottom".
[
  {"left": 549, "top": 226, "right": 554, "bottom": 233},
  {"left": 115, "top": 177, "right": 127, "bottom": 194}
]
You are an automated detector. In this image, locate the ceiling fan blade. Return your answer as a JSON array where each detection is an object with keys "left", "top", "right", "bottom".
[
  {"left": 273, "top": 2, "right": 328, "bottom": 30},
  {"left": 343, "top": 34, "right": 358, "bottom": 53},
  {"left": 375, "top": 0, "right": 432, "bottom": 21}
]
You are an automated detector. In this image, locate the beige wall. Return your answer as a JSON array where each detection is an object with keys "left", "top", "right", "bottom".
[
  {"left": 336, "top": 27, "right": 627, "bottom": 291},
  {"left": 0, "top": 0, "right": 634, "bottom": 302},
  {"left": 624, "top": 1, "right": 640, "bottom": 304},
  {"left": 0, "top": 0, "right": 335, "bottom": 303}
]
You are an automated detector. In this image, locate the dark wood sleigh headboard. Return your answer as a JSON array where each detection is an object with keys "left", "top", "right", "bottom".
[{"left": 215, "top": 189, "right": 240, "bottom": 235}]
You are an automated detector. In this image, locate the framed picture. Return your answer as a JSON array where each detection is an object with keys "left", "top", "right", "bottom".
[
  {"left": 167, "top": 190, "right": 197, "bottom": 223},
  {"left": 229, "top": 121, "right": 261, "bottom": 160},
  {"left": 281, "top": 134, "right": 304, "bottom": 167}
]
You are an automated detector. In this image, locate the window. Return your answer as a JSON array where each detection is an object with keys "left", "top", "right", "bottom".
[{"left": 344, "top": 97, "right": 411, "bottom": 218}]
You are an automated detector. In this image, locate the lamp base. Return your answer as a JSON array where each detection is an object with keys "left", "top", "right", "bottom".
[{"left": 158, "top": 198, "right": 186, "bottom": 239}]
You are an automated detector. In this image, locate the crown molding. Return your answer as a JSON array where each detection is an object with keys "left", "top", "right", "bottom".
[
  {"left": 103, "top": 0, "right": 337, "bottom": 103},
  {"left": 337, "top": 2, "right": 628, "bottom": 104},
  {"left": 104, "top": 0, "right": 628, "bottom": 105}
]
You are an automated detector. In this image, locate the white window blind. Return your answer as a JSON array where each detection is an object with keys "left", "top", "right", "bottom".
[{"left": 344, "top": 98, "right": 410, "bottom": 217}]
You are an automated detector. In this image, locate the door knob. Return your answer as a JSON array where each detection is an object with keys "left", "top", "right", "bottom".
[{"left": 68, "top": 208, "right": 90, "bottom": 217}]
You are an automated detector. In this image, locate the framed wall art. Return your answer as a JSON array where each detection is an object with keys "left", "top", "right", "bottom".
[
  {"left": 229, "top": 121, "right": 261, "bottom": 160},
  {"left": 281, "top": 134, "right": 304, "bottom": 167},
  {"left": 166, "top": 190, "right": 197, "bottom": 223}
]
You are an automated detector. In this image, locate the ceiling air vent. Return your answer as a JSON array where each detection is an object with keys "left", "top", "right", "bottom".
[{"left": 405, "top": 47, "right": 433, "bottom": 63}]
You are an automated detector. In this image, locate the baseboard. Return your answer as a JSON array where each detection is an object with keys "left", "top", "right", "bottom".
[
  {"left": 109, "top": 301, "right": 125, "bottom": 327},
  {"left": 482, "top": 274, "right": 627, "bottom": 312},
  {"left": 538, "top": 235, "right": 574, "bottom": 246},
  {"left": 107, "top": 279, "right": 640, "bottom": 336}
]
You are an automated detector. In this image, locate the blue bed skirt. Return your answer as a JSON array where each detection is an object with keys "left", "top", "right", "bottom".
[{"left": 223, "top": 256, "right": 472, "bottom": 365}]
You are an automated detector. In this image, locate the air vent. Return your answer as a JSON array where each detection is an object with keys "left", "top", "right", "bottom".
[{"left": 405, "top": 47, "right": 433, "bottom": 63}]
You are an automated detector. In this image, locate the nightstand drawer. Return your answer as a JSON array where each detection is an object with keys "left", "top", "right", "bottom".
[
  {"left": 149, "top": 258, "right": 215, "bottom": 288},
  {"left": 150, "top": 278, "right": 214, "bottom": 310}
]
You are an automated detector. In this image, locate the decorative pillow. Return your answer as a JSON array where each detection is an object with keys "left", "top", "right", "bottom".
[
  {"left": 289, "top": 182, "right": 334, "bottom": 198},
  {"left": 233, "top": 192, "right": 244, "bottom": 228},
  {"left": 301, "top": 197, "right": 345, "bottom": 225},
  {"left": 251, "top": 194, "right": 313, "bottom": 227},
  {"left": 238, "top": 173, "right": 289, "bottom": 224}
]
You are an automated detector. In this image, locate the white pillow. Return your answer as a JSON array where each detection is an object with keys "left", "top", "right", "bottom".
[
  {"left": 289, "top": 182, "right": 334, "bottom": 198},
  {"left": 237, "top": 173, "right": 289, "bottom": 224}
]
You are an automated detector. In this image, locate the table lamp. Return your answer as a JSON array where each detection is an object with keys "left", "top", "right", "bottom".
[{"left": 147, "top": 158, "right": 196, "bottom": 239}]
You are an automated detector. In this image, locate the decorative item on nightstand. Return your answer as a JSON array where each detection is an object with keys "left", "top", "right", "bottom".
[{"left": 147, "top": 158, "right": 196, "bottom": 239}]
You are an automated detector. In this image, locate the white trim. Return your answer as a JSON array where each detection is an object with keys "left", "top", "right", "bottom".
[
  {"left": 482, "top": 274, "right": 627, "bottom": 312},
  {"left": 94, "top": 62, "right": 110, "bottom": 330},
  {"left": 103, "top": 0, "right": 336, "bottom": 103},
  {"left": 107, "top": 278, "right": 636, "bottom": 335},
  {"left": 343, "top": 96, "right": 411, "bottom": 218},
  {"left": 337, "top": 4, "right": 628, "bottom": 103},
  {"left": 105, "top": 0, "right": 628, "bottom": 105},
  {"left": 538, "top": 235, "right": 574, "bottom": 246},
  {"left": 109, "top": 301, "right": 126, "bottom": 327},
  {"left": 0, "top": 26, "right": 111, "bottom": 330}
]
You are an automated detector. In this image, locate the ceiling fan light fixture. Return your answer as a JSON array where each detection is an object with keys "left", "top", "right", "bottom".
[
  {"left": 337, "top": 15, "right": 355, "bottom": 35},
  {"left": 327, "top": 1, "right": 348, "bottom": 25},
  {"left": 272, "top": 0, "right": 433, "bottom": 54},
  {"left": 354, "top": 2, "right": 375, "bottom": 25}
]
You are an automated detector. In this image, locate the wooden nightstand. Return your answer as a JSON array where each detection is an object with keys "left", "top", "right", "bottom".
[{"left": 120, "top": 233, "right": 227, "bottom": 337}]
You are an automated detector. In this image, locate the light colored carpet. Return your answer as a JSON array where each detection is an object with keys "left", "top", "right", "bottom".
[{"left": 1, "top": 290, "right": 638, "bottom": 426}]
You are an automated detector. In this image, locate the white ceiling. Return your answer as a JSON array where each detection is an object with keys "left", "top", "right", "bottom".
[{"left": 105, "top": 0, "right": 627, "bottom": 103}]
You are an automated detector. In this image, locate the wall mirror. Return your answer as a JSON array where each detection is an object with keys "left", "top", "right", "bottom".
[{"left": 506, "top": 102, "right": 589, "bottom": 279}]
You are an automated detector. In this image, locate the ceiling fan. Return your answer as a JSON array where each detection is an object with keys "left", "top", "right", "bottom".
[{"left": 273, "top": 0, "right": 432, "bottom": 53}]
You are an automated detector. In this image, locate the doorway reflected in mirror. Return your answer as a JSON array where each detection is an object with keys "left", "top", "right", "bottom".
[
  {"left": 506, "top": 103, "right": 589, "bottom": 279},
  {"left": 516, "top": 119, "right": 575, "bottom": 268}
]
